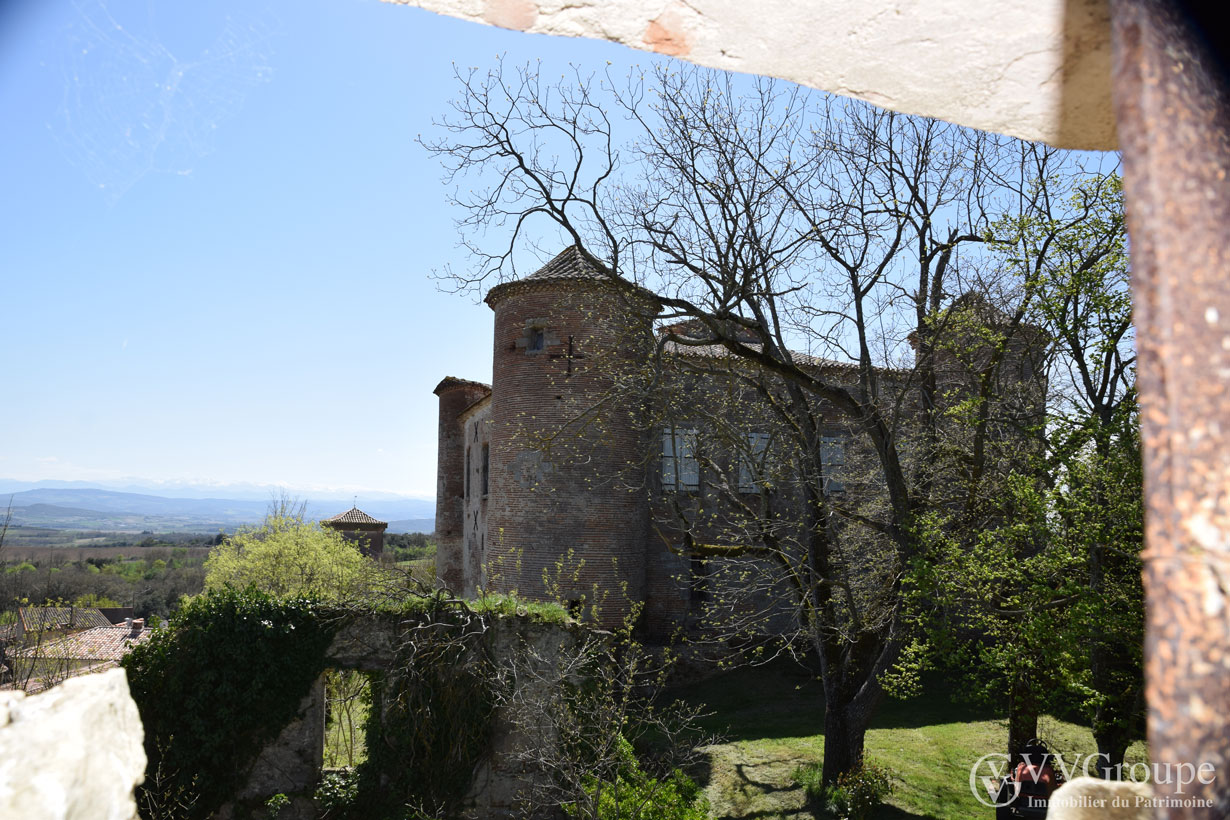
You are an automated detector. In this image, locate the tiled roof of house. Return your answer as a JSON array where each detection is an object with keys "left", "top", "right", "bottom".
[
  {"left": 18, "top": 607, "right": 113, "bottom": 633},
  {"left": 324, "top": 507, "right": 386, "bottom": 525},
  {"left": 660, "top": 318, "right": 761, "bottom": 344},
  {"left": 13, "top": 624, "right": 151, "bottom": 661},
  {"left": 662, "top": 338, "right": 860, "bottom": 370}
]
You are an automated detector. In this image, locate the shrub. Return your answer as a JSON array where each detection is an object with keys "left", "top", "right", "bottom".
[
  {"left": 314, "top": 769, "right": 359, "bottom": 819},
  {"left": 565, "top": 735, "right": 709, "bottom": 820},
  {"left": 794, "top": 759, "right": 894, "bottom": 820}
]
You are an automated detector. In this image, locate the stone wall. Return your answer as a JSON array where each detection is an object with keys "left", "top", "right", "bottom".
[
  {"left": 460, "top": 398, "right": 492, "bottom": 597},
  {"left": 215, "top": 680, "right": 325, "bottom": 820},
  {"left": 0, "top": 668, "right": 146, "bottom": 820}
]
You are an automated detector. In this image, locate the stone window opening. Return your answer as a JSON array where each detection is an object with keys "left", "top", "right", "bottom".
[
  {"left": 323, "top": 667, "right": 375, "bottom": 770},
  {"left": 519, "top": 319, "right": 553, "bottom": 355},
  {"left": 465, "top": 445, "right": 471, "bottom": 499}
]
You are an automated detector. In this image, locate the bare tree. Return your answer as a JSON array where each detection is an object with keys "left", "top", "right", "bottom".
[
  {"left": 425, "top": 61, "right": 1112, "bottom": 783},
  {"left": 499, "top": 608, "right": 714, "bottom": 819},
  {"left": 0, "top": 496, "right": 11, "bottom": 553}
]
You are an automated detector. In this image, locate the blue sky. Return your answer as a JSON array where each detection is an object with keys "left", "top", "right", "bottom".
[{"left": 1, "top": 0, "right": 659, "bottom": 498}]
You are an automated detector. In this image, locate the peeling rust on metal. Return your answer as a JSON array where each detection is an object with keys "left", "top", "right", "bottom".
[{"left": 1110, "top": 0, "right": 1230, "bottom": 816}]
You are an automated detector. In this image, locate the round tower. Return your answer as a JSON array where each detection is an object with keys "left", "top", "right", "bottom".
[{"left": 484, "top": 246, "right": 658, "bottom": 626}]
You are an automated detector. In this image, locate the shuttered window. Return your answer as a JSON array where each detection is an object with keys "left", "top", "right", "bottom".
[
  {"left": 738, "top": 432, "right": 771, "bottom": 492},
  {"left": 661, "top": 428, "right": 699, "bottom": 491},
  {"left": 820, "top": 435, "right": 847, "bottom": 493}
]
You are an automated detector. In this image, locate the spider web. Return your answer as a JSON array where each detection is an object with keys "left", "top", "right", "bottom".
[{"left": 52, "top": 0, "right": 278, "bottom": 202}]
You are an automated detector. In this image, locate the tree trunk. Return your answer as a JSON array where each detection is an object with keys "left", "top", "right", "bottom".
[
  {"left": 1007, "top": 683, "right": 1039, "bottom": 764},
  {"left": 821, "top": 695, "right": 873, "bottom": 786},
  {"left": 1094, "top": 730, "right": 1129, "bottom": 778}
]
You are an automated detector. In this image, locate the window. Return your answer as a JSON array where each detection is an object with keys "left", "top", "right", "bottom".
[
  {"left": 482, "top": 443, "right": 490, "bottom": 496},
  {"left": 738, "top": 432, "right": 771, "bottom": 492},
  {"left": 820, "top": 435, "right": 847, "bottom": 493},
  {"left": 661, "top": 428, "right": 699, "bottom": 491},
  {"left": 527, "top": 328, "right": 545, "bottom": 352},
  {"left": 465, "top": 446, "right": 471, "bottom": 499}
]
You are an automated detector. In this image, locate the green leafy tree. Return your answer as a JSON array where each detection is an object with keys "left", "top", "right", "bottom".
[
  {"left": 901, "top": 173, "right": 1141, "bottom": 769},
  {"left": 203, "top": 511, "right": 371, "bottom": 602}
]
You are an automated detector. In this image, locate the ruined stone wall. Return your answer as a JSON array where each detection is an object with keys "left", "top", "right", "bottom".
[
  {"left": 216, "top": 614, "right": 580, "bottom": 820},
  {"left": 215, "top": 679, "right": 326, "bottom": 820},
  {"left": 458, "top": 618, "right": 581, "bottom": 819}
]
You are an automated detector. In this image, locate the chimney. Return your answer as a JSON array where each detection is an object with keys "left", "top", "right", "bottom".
[
  {"left": 130, "top": 618, "right": 144, "bottom": 636},
  {"left": 125, "top": 617, "right": 133, "bottom": 630}
]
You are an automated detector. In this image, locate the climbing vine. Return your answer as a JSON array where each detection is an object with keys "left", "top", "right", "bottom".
[
  {"left": 123, "top": 587, "right": 339, "bottom": 820},
  {"left": 348, "top": 608, "right": 499, "bottom": 818},
  {"left": 122, "top": 585, "right": 576, "bottom": 820}
]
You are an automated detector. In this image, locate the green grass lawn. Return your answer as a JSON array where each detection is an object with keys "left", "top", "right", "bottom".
[{"left": 671, "top": 662, "right": 1147, "bottom": 820}]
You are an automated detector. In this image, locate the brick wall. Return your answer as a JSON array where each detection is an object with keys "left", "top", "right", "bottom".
[
  {"left": 435, "top": 379, "right": 492, "bottom": 593},
  {"left": 461, "top": 400, "right": 492, "bottom": 597},
  {"left": 485, "top": 279, "right": 656, "bottom": 627}
]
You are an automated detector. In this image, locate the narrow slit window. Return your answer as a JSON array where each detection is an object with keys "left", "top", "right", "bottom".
[{"left": 481, "top": 443, "right": 490, "bottom": 496}]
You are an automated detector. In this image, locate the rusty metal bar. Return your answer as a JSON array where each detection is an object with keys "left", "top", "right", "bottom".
[{"left": 1110, "top": 1, "right": 1230, "bottom": 816}]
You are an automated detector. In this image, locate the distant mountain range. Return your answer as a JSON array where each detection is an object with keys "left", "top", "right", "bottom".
[{"left": 0, "top": 485, "right": 435, "bottom": 535}]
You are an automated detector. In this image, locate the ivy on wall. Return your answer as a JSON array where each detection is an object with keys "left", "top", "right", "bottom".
[
  {"left": 122, "top": 588, "right": 571, "bottom": 820},
  {"left": 122, "top": 587, "right": 339, "bottom": 820},
  {"left": 351, "top": 622, "right": 496, "bottom": 818}
]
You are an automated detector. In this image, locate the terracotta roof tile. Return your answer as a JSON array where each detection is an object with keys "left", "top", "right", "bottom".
[
  {"left": 662, "top": 339, "right": 859, "bottom": 369},
  {"left": 433, "top": 376, "right": 492, "bottom": 395},
  {"left": 18, "top": 607, "right": 113, "bottom": 633},
  {"left": 14, "top": 625, "right": 151, "bottom": 661},
  {"left": 485, "top": 246, "right": 659, "bottom": 308},
  {"left": 525, "top": 245, "right": 607, "bottom": 281},
  {"left": 325, "top": 507, "right": 386, "bottom": 525}
]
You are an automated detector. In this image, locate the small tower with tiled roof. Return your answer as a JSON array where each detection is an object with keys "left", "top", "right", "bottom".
[{"left": 322, "top": 506, "right": 387, "bottom": 558}]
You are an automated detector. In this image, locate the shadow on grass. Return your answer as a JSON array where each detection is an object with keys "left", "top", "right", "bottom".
[
  {"left": 874, "top": 804, "right": 945, "bottom": 820},
  {"left": 671, "top": 659, "right": 989, "bottom": 743}
]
